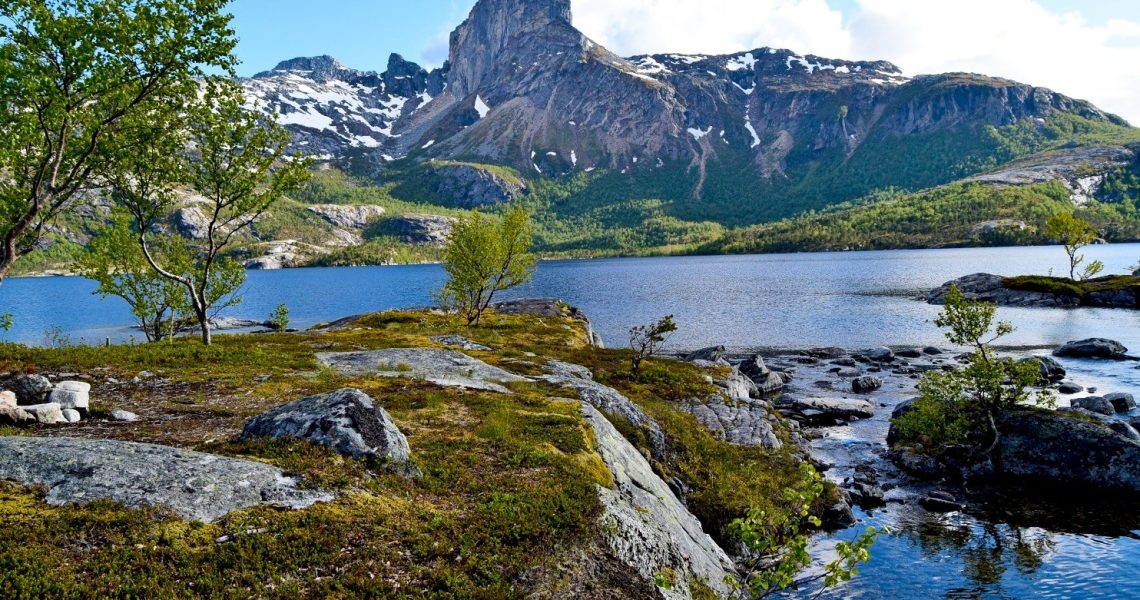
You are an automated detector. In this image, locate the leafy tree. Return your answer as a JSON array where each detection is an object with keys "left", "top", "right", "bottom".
[
  {"left": 438, "top": 204, "right": 536, "bottom": 326},
  {"left": 0, "top": 0, "right": 236, "bottom": 283},
  {"left": 268, "top": 304, "right": 290, "bottom": 331},
  {"left": 78, "top": 211, "right": 189, "bottom": 342},
  {"left": 731, "top": 463, "right": 881, "bottom": 597},
  {"left": 893, "top": 286, "right": 1052, "bottom": 465},
  {"left": 113, "top": 80, "right": 310, "bottom": 345},
  {"left": 628, "top": 315, "right": 677, "bottom": 372},
  {"left": 1044, "top": 211, "right": 1103, "bottom": 280}
]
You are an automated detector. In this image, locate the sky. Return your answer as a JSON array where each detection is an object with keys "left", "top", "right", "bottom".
[{"left": 226, "top": 0, "right": 1140, "bottom": 124}]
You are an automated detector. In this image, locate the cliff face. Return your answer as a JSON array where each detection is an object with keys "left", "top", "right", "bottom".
[{"left": 241, "top": 0, "right": 1132, "bottom": 211}]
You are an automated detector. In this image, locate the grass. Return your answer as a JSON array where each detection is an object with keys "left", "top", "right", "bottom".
[
  {"left": 1004, "top": 275, "right": 1140, "bottom": 304},
  {"left": 0, "top": 307, "right": 818, "bottom": 596}
]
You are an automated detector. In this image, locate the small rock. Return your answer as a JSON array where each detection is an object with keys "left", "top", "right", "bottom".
[
  {"left": 1106, "top": 393, "right": 1137, "bottom": 413},
  {"left": 0, "top": 390, "right": 16, "bottom": 409},
  {"left": 110, "top": 409, "right": 139, "bottom": 422},
  {"left": 49, "top": 381, "right": 91, "bottom": 413},
  {"left": 1071, "top": 396, "right": 1115, "bottom": 416},
  {"left": 852, "top": 376, "right": 883, "bottom": 394},
  {"left": 62, "top": 409, "right": 82, "bottom": 424},
  {"left": 1057, "top": 382, "right": 1084, "bottom": 395},
  {"left": 923, "top": 347, "right": 944, "bottom": 355},
  {"left": 807, "top": 347, "right": 848, "bottom": 359},
  {"left": 4, "top": 374, "right": 52, "bottom": 405},
  {"left": 23, "top": 403, "right": 64, "bottom": 425}
]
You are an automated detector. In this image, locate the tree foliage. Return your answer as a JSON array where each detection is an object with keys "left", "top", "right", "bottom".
[
  {"left": 438, "top": 204, "right": 536, "bottom": 326},
  {"left": 628, "top": 315, "right": 677, "bottom": 372},
  {"left": 1044, "top": 211, "right": 1103, "bottom": 280},
  {"left": 112, "top": 80, "right": 309, "bottom": 345},
  {"left": 893, "top": 286, "right": 1053, "bottom": 462},
  {"left": 0, "top": 0, "right": 236, "bottom": 282}
]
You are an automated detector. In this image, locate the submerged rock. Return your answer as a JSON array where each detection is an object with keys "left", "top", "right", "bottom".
[
  {"left": 1054, "top": 339, "right": 1130, "bottom": 360},
  {"left": 317, "top": 348, "right": 530, "bottom": 394},
  {"left": 241, "top": 388, "right": 417, "bottom": 476},
  {"left": 581, "top": 403, "right": 737, "bottom": 600},
  {"left": 0, "top": 437, "right": 331, "bottom": 522}
]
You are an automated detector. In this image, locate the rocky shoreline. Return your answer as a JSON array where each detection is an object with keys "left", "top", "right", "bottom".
[{"left": 929, "top": 272, "right": 1140, "bottom": 309}]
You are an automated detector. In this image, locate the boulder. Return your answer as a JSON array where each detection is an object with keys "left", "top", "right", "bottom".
[
  {"left": 1106, "top": 392, "right": 1136, "bottom": 413},
  {"left": 896, "top": 349, "right": 923, "bottom": 359},
  {"left": 1054, "top": 339, "right": 1130, "bottom": 360},
  {"left": 62, "top": 409, "right": 81, "bottom": 424},
  {"left": 1109, "top": 421, "right": 1140, "bottom": 441},
  {"left": 22, "top": 403, "right": 64, "bottom": 425},
  {"left": 241, "top": 388, "right": 416, "bottom": 476},
  {"left": 580, "top": 403, "right": 737, "bottom": 600},
  {"left": 0, "top": 437, "right": 331, "bottom": 522},
  {"left": 806, "top": 347, "right": 847, "bottom": 359},
  {"left": 997, "top": 410, "right": 1140, "bottom": 493},
  {"left": 1032, "top": 356, "right": 1067, "bottom": 383},
  {"left": 738, "top": 354, "right": 788, "bottom": 395},
  {"left": 1057, "top": 382, "right": 1084, "bottom": 395},
  {"left": 317, "top": 348, "right": 530, "bottom": 394},
  {"left": 852, "top": 376, "right": 883, "bottom": 394},
  {"left": 923, "top": 347, "right": 944, "bottom": 355},
  {"left": 776, "top": 397, "right": 875, "bottom": 426},
  {"left": 864, "top": 347, "right": 894, "bottom": 362},
  {"left": 3, "top": 373, "right": 52, "bottom": 405},
  {"left": 716, "top": 367, "right": 757, "bottom": 402},
  {"left": 1071, "top": 396, "right": 1115, "bottom": 416},
  {"left": 48, "top": 381, "right": 90, "bottom": 413},
  {"left": 542, "top": 361, "right": 667, "bottom": 459},
  {"left": 0, "top": 390, "right": 16, "bottom": 409},
  {"left": 684, "top": 346, "right": 727, "bottom": 363},
  {"left": 110, "top": 409, "right": 139, "bottom": 422},
  {"left": 927, "top": 273, "right": 1080, "bottom": 307}
]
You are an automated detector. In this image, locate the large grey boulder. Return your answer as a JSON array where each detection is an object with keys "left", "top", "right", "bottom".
[
  {"left": 1054, "top": 339, "right": 1130, "bottom": 360},
  {"left": 776, "top": 396, "right": 875, "bottom": 426},
  {"left": 3, "top": 373, "right": 52, "bottom": 405},
  {"left": 317, "top": 348, "right": 529, "bottom": 394},
  {"left": 542, "top": 360, "right": 666, "bottom": 459},
  {"left": 48, "top": 381, "right": 90, "bottom": 413},
  {"left": 997, "top": 411, "right": 1140, "bottom": 492},
  {"left": 716, "top": 367, "right": 757, "bottom": 402},
  {"left": 581, "top": 403, "right": 737, "bottom": 600},
  {"left": 928, "top": 273, "right": 1080, "bottom": 307},
  {"left": 0, "top": 437, "right": 331, "bottom": 522},
  {"left": 241, "top": 388, "right": 416, "bottom": 475},
  {"left": 1031, "top": 356, "right": 1067, "bottom": 383},
  {"left": 22, "top": 403, "right": 65, "bottom": 425},
  {"left": 1071, "top": 396, "right": 1115, "bottom": 416},
  {"left": 1107, "top": 392, "right": 1137, "bottom": 413}
]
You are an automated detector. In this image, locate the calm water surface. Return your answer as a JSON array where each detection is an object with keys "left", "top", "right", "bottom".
[{"left": 2, "top": 243, "right": 1140, "bottom": 599}]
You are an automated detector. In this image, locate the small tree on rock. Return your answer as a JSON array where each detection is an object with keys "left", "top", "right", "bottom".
[
  {"left": 438, "top": 204, "right": 536, "bottom": 326},
  {"left": 1044, "top": 212, "right": 1102, "bottom": 281},
  {"left": 628, "top": 315, "right": 677, "bottom": 372}
]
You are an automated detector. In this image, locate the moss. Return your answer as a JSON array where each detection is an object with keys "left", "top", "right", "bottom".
[{"left": 1004, "top": 275, "right": 1140, "bottom": 303}]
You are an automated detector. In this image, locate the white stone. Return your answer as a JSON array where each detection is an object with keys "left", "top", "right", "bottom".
[
  {"left": 110, "top": 409, "right": 139, "bottom": 423},
  {"left": 49, "top": 381, "right": 91, "bottom": 411},
  {"left": 0, "top": 390, "right": 16, "bottom": 409},
  {"left": 62, "top": 409, "right": 82, "bottom": 423},
  {"left": 23, "top": 403, "right": 65, "bottom": 425}
]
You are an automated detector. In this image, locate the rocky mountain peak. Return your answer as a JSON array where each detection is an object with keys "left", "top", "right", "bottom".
[{"left": 259, "top": 55, "right": 360, "bottom": 82}]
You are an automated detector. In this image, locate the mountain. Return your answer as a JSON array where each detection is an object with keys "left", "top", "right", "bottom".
[{"left": 240, "top": 0, "right": 1138, "bottom": 229}]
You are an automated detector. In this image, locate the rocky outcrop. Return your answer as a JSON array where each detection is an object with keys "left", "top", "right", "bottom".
[
  {"left": 373, "top": 214, "right": 456, "bottom": 246},
  {"left": 682, "top": 393, "right": 781, "bottom": 450},
  {"left": 927, "top": 273, "right": 1080, "bottom": 307},
  {"left": 0, "top": 437, "right": 331, "bottom": 522},
  {"left": 317, "top": 348, "right": 530, "bottom": 394},
  {"left": 431, "top": 335, "right": 492, "bottom": 351},
  {"left": 775, "top": 396, "right": 875, "bottom": 426},
  {"left": 433, "top": 163, "right": 528, "bottom": 207},
  {"left": 306, "top": 204, "right": 386, "bottom": 229},
  {"left": 996, "top": 410, "right": 1140, "bottom": 493},
  {"left": 1054, "top": 338, "right": 1132, "bottom": 360},
  {"left": 737, "top": 354, "right": 789, "bottom": 395},
  {"left": 493, "top": 298, "right": 606, "bottom": 347},
  {"left": 241, "top": 388, "right": 417, "bottom": 475},
  {"left": 542, "top": 360, "right": 666, "bottom": 459},
  {"left": 581, "top": 403, "right": 737, "bottom": 600}
]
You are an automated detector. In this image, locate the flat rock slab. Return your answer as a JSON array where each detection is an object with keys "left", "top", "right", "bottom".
[
  {"left": 317, "top": 348, "right": 529, "bottom": 394},
  {"left": 0, "top": 437, "right": 331, "bottom": 522}
]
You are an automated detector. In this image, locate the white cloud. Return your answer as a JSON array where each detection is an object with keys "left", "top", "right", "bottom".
[{"left": 569, "top": 0, "right": 1140, "bottom": 124}]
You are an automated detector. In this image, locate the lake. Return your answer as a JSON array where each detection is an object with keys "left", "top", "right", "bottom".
[
  {"left": 3, "top": 243, "right": 1140, "bottom": 598},
  {"left": 3, "top": 243, "right": 1139, "bottom": 350}
]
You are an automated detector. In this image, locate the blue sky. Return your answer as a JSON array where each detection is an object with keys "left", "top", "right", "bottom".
[{"left": 226, "top": 0, "right": 1140, "bottom": 123}]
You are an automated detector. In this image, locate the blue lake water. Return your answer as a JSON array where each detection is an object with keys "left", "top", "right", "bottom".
[
  {"left": 2, "top": 243, "right": 1140, "bottom": 598},
  {"left": 2, "top": 243, "right": 1139, "bottom": 350}
]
